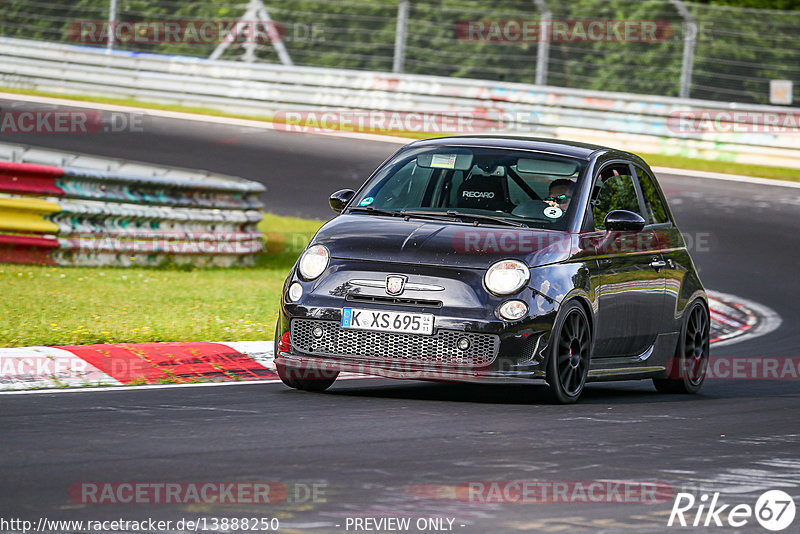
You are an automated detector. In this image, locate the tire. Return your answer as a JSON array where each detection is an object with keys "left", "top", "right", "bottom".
[
  {"left": 274, "top": 321, "right": 338, "bottom": 392},
  {"left": 653, "top": 300, "right": 709, "bottom": 394},
  {"left": 545, "top": 300, "right": 592, "bottom": 404}
]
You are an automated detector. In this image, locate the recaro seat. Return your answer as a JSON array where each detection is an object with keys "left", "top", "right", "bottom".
[{"left": 455, "top": 175, "right": 509, "bottom": 212}]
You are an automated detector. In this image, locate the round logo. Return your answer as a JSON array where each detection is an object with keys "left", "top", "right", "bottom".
[
  {"left": 543, "top": 206, "right": 563, "bottom": 218},
  {"left": 359, "top": 197, "right": 374, "bottom": 206},
  {"left": 755, "top": 490, "right": 796, "bottom": 531}
]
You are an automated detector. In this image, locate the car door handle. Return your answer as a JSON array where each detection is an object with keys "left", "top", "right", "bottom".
[{"left": 650, "top": 260, "right": 667, "bottom": 270}]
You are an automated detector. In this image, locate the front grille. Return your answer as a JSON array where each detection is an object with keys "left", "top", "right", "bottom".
[{"left": 290, "top": 319, "right": 500, "bottom": 368}]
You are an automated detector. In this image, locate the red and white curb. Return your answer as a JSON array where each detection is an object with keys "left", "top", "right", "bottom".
[
  {"left": 0, "top": 291, "right": 780, "bottom": 392},
  {"left": 0, "top": 342, "right": 277, "bottom": 391},
  {"left": 707, "top": 290, "right": 782, "bottom": 347}
]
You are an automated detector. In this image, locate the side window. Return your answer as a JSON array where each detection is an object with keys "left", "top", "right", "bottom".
[
  {"left": 368, "top": 161, "right": 432, "bottom": 209},
  {"left": 636, "top": 167, "right": 669, "bottom": 224},
  {"left": 592, "top": 164, "right": 640, "bottom": 230}
]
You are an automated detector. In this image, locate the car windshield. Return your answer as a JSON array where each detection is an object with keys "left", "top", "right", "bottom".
[{"left": 349, "top": 146, "right": 586, "bottom": 229}]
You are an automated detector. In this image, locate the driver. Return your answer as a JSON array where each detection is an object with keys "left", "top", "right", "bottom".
[{"left": 545, "top": 179, "right": 575, "bottom": 211}]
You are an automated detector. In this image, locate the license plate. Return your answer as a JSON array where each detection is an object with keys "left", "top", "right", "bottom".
[{"left": 342, "top": 308, "right": 434, "bottom": 335}]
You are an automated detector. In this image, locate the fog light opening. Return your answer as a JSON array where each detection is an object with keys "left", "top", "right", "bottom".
[
  {"left": 288, "top": 282, "right": 303, "bottom": 302},
  {"left": 498, "top": 300, "right": 528, "bottom": 321},
  {"left": 457, "top": 337, "right": 471, "bottom": 351}
]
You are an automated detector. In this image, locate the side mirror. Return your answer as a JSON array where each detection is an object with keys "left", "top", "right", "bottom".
[
  {"left": 604, "top": 210, "right": 646, "bottom": 231},
  {"left": 329, "top": 189, "right": 356, "bottom": 214}
]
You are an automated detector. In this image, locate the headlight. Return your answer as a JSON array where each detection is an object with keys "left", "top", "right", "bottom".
[
  {"left": 298, "top": 244, "right": 330, "bottom": 280},
  {"left": 497, "top": 300, "right": 528, "bottom": 321},
  {"left": 484, "top": 259, "right": 530, "bottom": 295}
]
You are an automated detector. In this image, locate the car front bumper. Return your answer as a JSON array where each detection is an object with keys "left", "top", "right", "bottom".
[
  {"left": 276, "top": 304, "right": 559, "bottom": 382},
  {"left": 275, "top": 350, "right": 549, "bottom": 383}
]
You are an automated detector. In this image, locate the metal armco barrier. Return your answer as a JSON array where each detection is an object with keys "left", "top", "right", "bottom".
[
  {"left": 0, "top": 142, "right": 265, "bottom": 267},
  {"left": 1, "top": 37, "right": 799, "bottom": 169}
]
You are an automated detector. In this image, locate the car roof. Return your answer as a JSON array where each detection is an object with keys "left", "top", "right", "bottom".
[{"left": 408, "top": 135, "right": 616, "bottom": 159}]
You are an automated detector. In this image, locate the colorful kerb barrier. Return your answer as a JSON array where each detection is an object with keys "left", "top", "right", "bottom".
[{"left": 0, "top": 144, "right": 265, "bottom": 267}]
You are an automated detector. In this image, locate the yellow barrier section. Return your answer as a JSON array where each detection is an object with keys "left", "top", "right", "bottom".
[{"left": 0, "top": 197, "right": 61, "bottom": 234}]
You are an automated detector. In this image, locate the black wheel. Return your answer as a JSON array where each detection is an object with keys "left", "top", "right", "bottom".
[
  {"left": 274, "top": 321, "right": 338, "bottom": 392},
  {"left": 546, "top": 300, "right": 591, "bottom": 404},
  {"left": 654, "top": 300, "right": 709, "bottom": 394}
]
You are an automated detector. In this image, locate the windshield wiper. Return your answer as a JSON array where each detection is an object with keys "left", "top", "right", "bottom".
[
  {"left": 350, "top": 207, "right": 527, "bottom": 227},
  {"left": 398, "top": 210, "right": 456, "bottom": 222},
  {"left": 444, "top": 210, "right": 527, "bottom": 228},
  {"left": 348, "top": 206, "right": 401, "bottom": 217}
]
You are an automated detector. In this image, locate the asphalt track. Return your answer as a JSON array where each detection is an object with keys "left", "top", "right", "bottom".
[{"left": 1, "top": 100, "right": 799, "bottom": 533}]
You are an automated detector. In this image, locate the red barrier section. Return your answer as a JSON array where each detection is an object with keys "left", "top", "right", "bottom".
[
  {"left": 0, "top": 234, "right": 58, "bottom": 265},
  {"left": 0, "top": 161, "right": 65, "bottom": 195},
  {"left": 57, "top": 342, "right": 276, "bottom": 384}
]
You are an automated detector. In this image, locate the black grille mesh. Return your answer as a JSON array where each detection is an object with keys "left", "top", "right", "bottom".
[{"left": 290, "top": 319, "right": 499, "bottom": 368}]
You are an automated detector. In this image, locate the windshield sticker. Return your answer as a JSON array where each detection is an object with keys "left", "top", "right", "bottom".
[
  {"left": 430, "top": 154, "right": 457, "bottom": 169},
  {"left": 359, "top": 197, "right": 374, "bottom": 206},
  {"left": 544, "top": 206, "right": 563, "bottom": 218}
]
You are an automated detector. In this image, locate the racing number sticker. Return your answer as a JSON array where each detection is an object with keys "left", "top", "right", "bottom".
[{"left": 544, "top": 206, "right": 563, "bottom": 218}]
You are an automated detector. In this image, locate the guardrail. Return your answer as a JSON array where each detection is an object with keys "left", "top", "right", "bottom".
[
  {"left": 0, "top": 142, "right": 265, "bottom": 267},
  {"left": 1, "top": 37, "right": 799, "bottom": 169}
]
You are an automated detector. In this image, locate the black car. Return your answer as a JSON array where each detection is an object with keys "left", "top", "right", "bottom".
[{"left": 275, "top": 136, "right": 709, "bottom": 403}]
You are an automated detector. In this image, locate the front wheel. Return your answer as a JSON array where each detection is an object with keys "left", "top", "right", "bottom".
[
  {"left": 653, "top": 300, "right": 709, "bottom": 394},
  {"left": 545, "top": 300, "right": 592, "bottom": 404}
]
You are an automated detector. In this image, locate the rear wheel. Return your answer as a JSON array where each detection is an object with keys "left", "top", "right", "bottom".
[
  {"left": 274, "top": 321, "right": 338, "bottom": 392},
  {"left": 653, "top": 301, "right": 709, "bottom": 394},
  {"left": 546, "top": 301, "right": 591, "bottom": 404}
]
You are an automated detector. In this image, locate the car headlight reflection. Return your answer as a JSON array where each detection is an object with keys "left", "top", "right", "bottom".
[{"left": 298, "top": 244, "right": 330, "bottom": 280}]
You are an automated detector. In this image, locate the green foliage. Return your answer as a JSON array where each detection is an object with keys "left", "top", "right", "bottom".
[{"left": 0, "top": 0, "right": 798, "bottom": 103}]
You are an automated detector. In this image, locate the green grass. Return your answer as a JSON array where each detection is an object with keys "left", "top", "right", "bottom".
[
  {"left": 3, "top": 86, "right": 798, "bottom": 182},
  {"left": 639, "top": 153, "right": 799, "bottom": 183},
  {"left": 0, "top": 213, "right": 324, "bottom": 348}
]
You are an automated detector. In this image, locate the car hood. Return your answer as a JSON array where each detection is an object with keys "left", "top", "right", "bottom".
[{"left": 313, "top": 214, "right": 574, "bottom": 269}]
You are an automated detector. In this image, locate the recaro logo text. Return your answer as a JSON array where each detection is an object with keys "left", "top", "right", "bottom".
[{"left": 462, "top": 191, "right": 495, "bottom": 198}]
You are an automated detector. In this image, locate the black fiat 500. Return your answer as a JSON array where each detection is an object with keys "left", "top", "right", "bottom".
[{"left": 275, "top": 136, "right": 709, "bottom": 403}]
